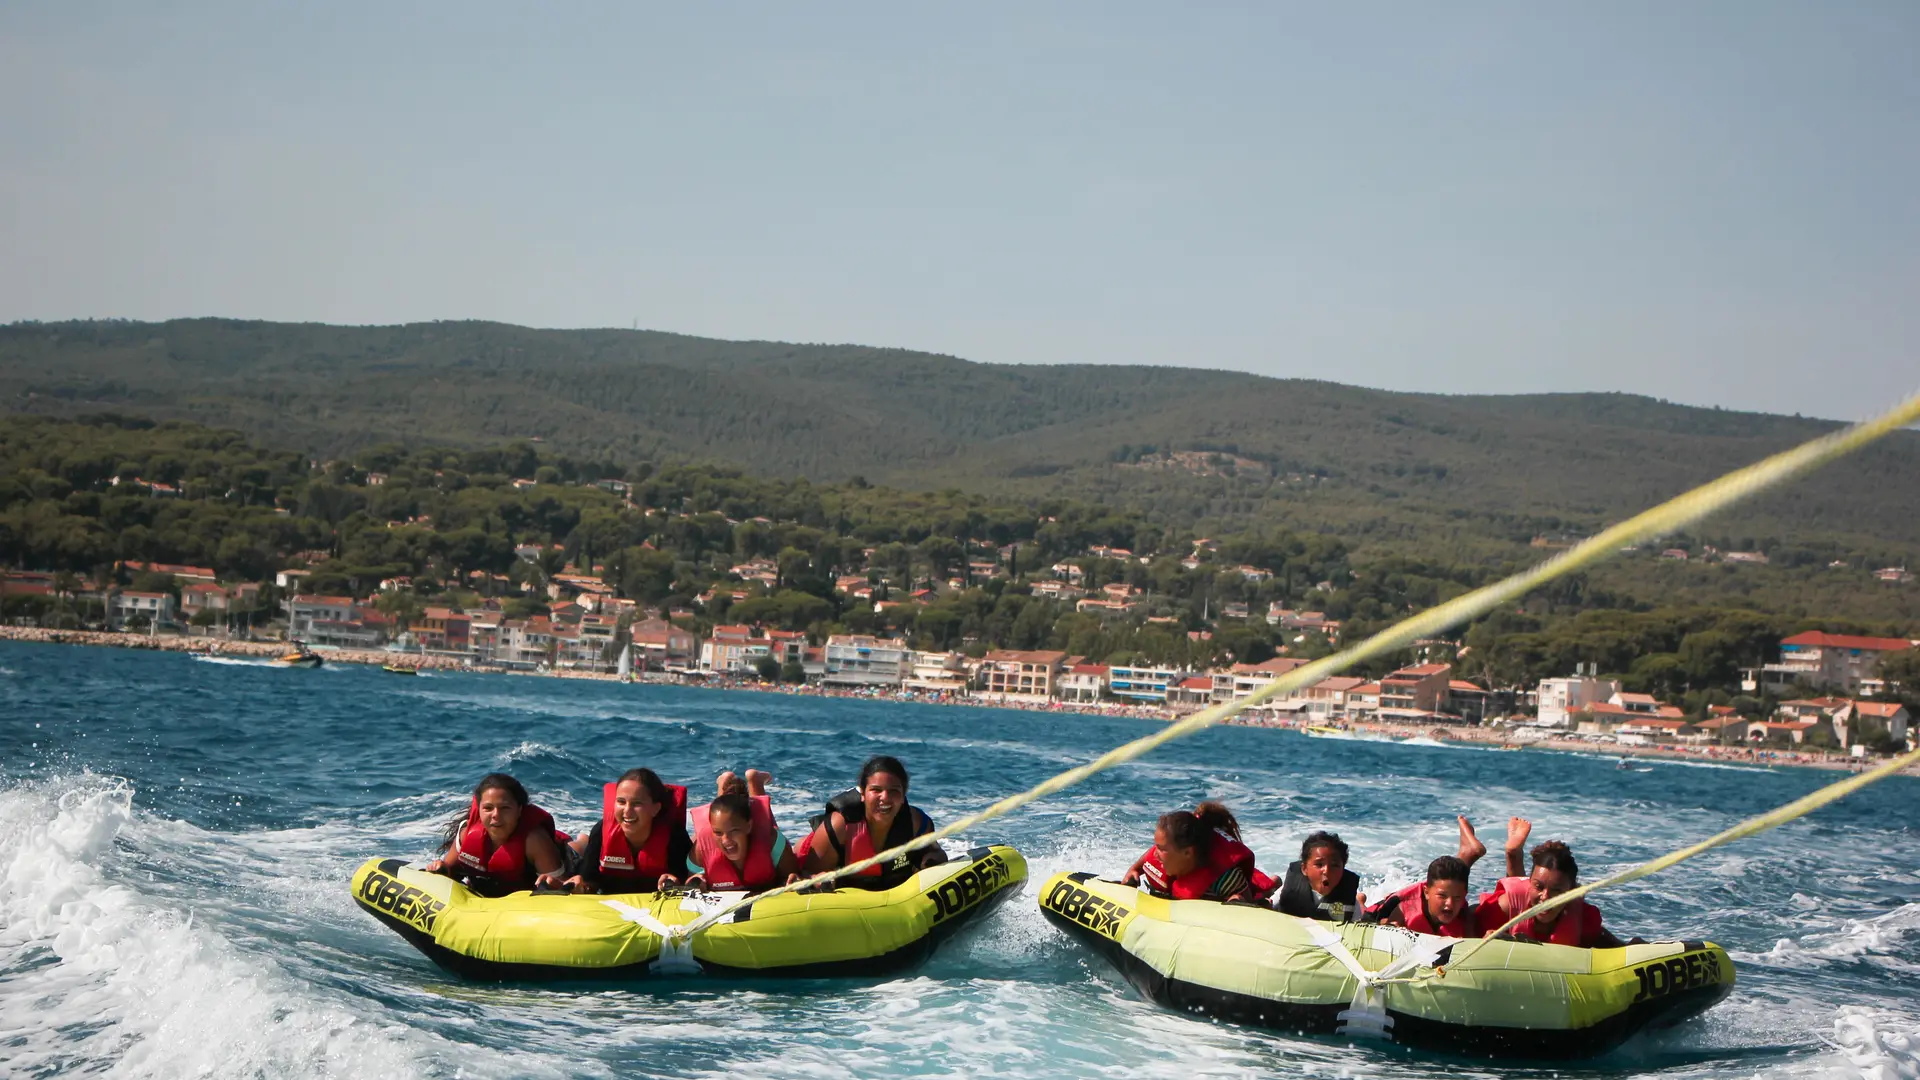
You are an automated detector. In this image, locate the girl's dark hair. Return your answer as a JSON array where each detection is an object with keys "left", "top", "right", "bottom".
[
  {"left": 440, "top": 773, "right": 529, "bottom": 849},
  {"left": 475, "top": 772, "right": 529, "bottom": 806},
  {"left": 859, "top": 755, "right": 909, "bottom": 790},
  {"left": 1301, "top": 830, "right": 1348, "bottom": 863},
  {"left": 709, "top": 792, "right": 752, "bottom": 824},
  {"left": 1530, "top": 840, "right": 1578, "bottom": 883},
  {"left": 616, "top": 767, "right": 669, "bottom": 809},
  {"left": 1193, "top": 800, "right": 1241, "bottom": 841},
  {"left": 1156, "top": 810, "right": 1210, "bottom": 854},
  {"left": 1158, "top": 800, "right": 1239, "bottom": 854},
  {"left": 1426, "top": 855, "right": 1470, "bottom": 886}
]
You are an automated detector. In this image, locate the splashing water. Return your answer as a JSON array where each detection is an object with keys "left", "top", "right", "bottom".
[{"left": 2, "top": 640, "right": 1917, "bottom": 1079}]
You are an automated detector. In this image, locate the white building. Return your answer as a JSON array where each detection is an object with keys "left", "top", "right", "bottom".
[
  {"left": 1535, "top": 675, "right": 1623, "bottom": 728},
  {"left": 1108, "top": 664, "right": 1183, "bottom": 703},
  {"left": 903, "top": 651, "right": 969, "bottom": 693},
  {"left": 1057, "top": 663, "right": 1108, "bottom": 704},
  {"left": 108, "top": 591, "right": 176, "bottom": 629},
  {"left": 823, "top": 635, "right": 910, "bottom": 686}
]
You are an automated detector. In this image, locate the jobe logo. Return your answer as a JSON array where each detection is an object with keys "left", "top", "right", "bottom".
[
  {"left": 1042, "top": 880, "right": 1130, "bottom": 939},
  {"left": 930, "top": 854, "right": 1011, "bottom": 923},
  {"left": 1631, "top": 951, "right": 1722, "bottom": 1002},
  {"left": 358, "top": 870, "right": 447, "bottom": 933}
]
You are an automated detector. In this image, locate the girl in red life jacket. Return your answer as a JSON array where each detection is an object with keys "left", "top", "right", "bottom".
[
  {"left": 540, "top": 767, "right": 692, "bottom": 894},
  {"left": 685, "top": 791, "right": 802, "bottom": 893},
  {"left": 1122, "top": 802, "right": 1271, "bottom": 903},
  {"left": 1376, "top": 855, "right": 1480, "bottom": 937},
  {"left": 798, "top": 755, "right": 947, "bottom": 889},
  {"left": 1474, "top": 829, "right": 1625, "bottom": 948},
  {"left": 423, "top": 773, "right": 565, "bottom": 898}
]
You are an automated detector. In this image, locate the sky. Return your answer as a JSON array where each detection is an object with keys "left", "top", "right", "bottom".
[{"left": 2, "top": 3, "right": 1916, "bottom": 420}]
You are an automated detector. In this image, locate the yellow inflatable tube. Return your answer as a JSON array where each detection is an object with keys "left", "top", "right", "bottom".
[
  {"left": 350, "top": 844, "right": 1026, "bottom": 979},
  {"left": 1038, "top": 871, "right": 1733, "bottom": 1060}
]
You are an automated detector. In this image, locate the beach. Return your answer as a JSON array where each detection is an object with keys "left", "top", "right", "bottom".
[{"left": 1, "top": 624, "right": 1905, "bottom": 774}]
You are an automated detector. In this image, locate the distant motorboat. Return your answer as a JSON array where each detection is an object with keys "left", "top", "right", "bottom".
[
  {"left": 381, "top": 664, "right": 418, "bottom": 675},
  {"left": 275, "top": 643, "right": 323, "bottom": 669}
]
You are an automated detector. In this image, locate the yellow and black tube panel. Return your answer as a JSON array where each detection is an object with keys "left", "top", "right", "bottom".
[
  {"left": 350, "top": 844, "right": 1026, "bottom": 980},
  {"left": 1038, "top": 871, "right": 1732, "bottom": 1060}
]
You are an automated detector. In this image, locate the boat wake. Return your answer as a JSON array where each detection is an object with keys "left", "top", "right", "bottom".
[
  {"left": 1830, "top": 1007, "right": 1920, "bottom": 1079},
  {"left": 0, "top": 774, "right": 542, "bottom": 1080}
]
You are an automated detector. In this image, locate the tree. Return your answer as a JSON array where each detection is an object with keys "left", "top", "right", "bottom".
[
  {"left": 779, "top": 660, "right": 806, "bottom": 684},
  {"left": 374, "top": 589, "right": 424, "bottom": 631},
  {"left": 917, "top": 537, "right": 964, "bottom": 582},
  {"left": 753, "top": 656, "right": 780, "bottom": 682},
  {"left": 1878, "top": 647, "right": 1920, "bottom": 702}
]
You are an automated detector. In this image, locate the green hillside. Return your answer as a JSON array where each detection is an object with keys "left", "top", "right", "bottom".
[{"left": 3, "top": 318, "right": 1915, "bottom": 566}]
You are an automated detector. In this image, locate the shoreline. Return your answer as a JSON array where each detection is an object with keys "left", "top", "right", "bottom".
[{"left": 3, "top": 626, "right": 1910, "bottom": 776}]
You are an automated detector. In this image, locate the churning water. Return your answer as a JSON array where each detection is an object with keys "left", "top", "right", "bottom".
[{"left": 3, "top": 641, "right": 1916, "bottom": 1078}]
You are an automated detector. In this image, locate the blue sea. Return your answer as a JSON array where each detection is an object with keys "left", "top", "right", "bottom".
[{"left": 3, "top": 640, "right": 1917, "bottom": 1079}]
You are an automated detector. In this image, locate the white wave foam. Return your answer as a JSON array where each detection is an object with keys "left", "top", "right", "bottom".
[
  {"left": 1739, "top": 903, "right": 1920, "bottom": 973},
  {"left": 1832, "top": 1007, "right": 1920, "bottom": 1079},
  {"left": 0, "top": 775, "right": 543, "bottom": 1079},
  {"left": 188, "top": 655, "right": 274, "bottom": 667}
]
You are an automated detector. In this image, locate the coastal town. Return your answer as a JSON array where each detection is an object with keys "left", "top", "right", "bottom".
[{"left": 3, "top": 543, "right": 1912, "bottom": 767}]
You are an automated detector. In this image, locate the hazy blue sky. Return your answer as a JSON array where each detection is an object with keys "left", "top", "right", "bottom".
[{"left": 3, "top": 3, "right": 1915, "bottom": 420}]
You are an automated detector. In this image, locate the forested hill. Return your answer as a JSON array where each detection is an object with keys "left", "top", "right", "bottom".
[{"left": 3, "top": 318, "right": 1916, "bottom": 558}]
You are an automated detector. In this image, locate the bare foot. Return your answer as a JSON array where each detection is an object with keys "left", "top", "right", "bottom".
[
  {"left": 1504, "top": 816, "right": 1532, "bottom": 854},
  {"left": 716, "top": 771, "right": 744, "bottom": 797},
  {"left": 745, "top": 769, "right": 772, "bottom": 797},
  {"left": 1456, "top": 815, "right": 1487, "bottom": 866}
]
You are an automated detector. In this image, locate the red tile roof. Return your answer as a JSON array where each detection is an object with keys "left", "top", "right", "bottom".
[
  {"left": 984, "top": 649, "right": 1068, "bottom": 665},
  {"left": 1782, "top": 631, "right": 1915, "bottom": 652}
]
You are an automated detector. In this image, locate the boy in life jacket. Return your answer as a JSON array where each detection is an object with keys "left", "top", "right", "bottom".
[
  {"left": 1475, "top": 827, "right": 1624, "bottom": 948},
  {"left": 1361, "top": 814, "right": 1496, "bottom": 926},
  {"left": 424, "top": 772, "right": 566, "bottom": 898},
  {"left": 1374, "top": 855, "right": 1479, "bottom": 936},
  {"left": 685, "top": 791, "right": 801, "bottom": 892},
  {"left": 798, "top": 755, "right": 947, "bottom": 889},
  {"left": 1121, "top": 801, "right": 1274, "bottom": 903},
  {"left": 1275, "top": 830, "right": 1367, "bottom": 920},
  {"left": 540, "top": 767, "right": 692, "bottom": 893}
]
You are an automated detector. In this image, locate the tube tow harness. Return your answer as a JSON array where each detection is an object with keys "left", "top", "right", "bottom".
[{"left": 1299, "top": 919, "right": 1454, "bottom": 1040}]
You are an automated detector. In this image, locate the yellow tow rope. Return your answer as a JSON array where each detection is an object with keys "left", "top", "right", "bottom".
[{"left": 672, "top": 389, "right": 1920, "bottom": 940}]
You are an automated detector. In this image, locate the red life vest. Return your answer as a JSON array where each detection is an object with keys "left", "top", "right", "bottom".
[
  {"left": 842, "top": 806, "right": 933, "bottom": 880},
  {"left": 1477, "top": 876, "right": 1604, "bottom": 946},
  {"left": 598, "top": 782, "right": 688, "bottom": 884},
  {"left": 454, "top": 799, "right": 560, "bottom": 893},
  {"left": 1138, "top": 831, "right": 1259, "bottom": 900},
  {"left": 691, "top": 795, "right": 779, "bottom": 891},
  {"left": 1387, "top": 880, "right": 1480, "bottom": 937}
]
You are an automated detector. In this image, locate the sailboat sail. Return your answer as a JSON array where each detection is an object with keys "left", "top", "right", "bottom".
[{"left": 617, "top": 644, "right": 632, "bottom": 680}]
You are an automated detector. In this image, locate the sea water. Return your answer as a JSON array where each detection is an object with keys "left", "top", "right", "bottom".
[{"left": 2, "top": 640, "right": 1916, "bottom": 1079}]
